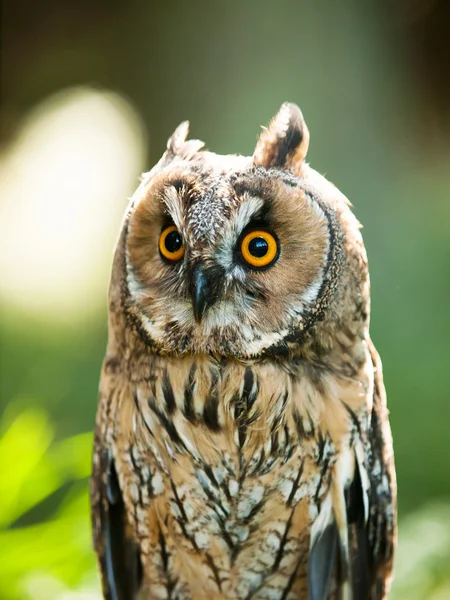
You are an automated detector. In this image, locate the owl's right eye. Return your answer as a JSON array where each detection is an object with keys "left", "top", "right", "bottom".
[{"left": 159, "top": 225, "right": 185, "bottom": 261}]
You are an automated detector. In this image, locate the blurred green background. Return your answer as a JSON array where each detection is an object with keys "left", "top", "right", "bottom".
[{"left": 1, "top": 1, "right": 450, "bottom": 598}]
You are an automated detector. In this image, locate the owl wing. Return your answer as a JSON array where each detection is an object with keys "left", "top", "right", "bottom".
[
  {"left": 357, "top": 340, "right": 397, "bottom": 598},
  {"left": 308, "top": 341, "right": 396, "bottom": 600},
  {"left": 90, "top": 365, "right": 142, "bottom": 600}
]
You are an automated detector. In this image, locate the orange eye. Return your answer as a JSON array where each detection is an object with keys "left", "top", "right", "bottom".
[
  {"left": 159, "top": 225, "right": 185, "bottom": 261},
  {"left": 240, "top": 230, "right": 279, "bottom": 268}
]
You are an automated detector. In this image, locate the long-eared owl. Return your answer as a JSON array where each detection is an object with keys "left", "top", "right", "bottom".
[{"left": 91, "top": 103, "right": 397, "bottom": 600}]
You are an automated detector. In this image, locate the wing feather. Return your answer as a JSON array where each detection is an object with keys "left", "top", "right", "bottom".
[
  {"left": 364, "top": 341, "right": 397, "bottom": 597},
  {"left": 308, "top": 522, "right": 339, "bottom": 600},
  {"left": 90, "top": 370, "right": 142, "bottom": 600},
  {"left": 307, "top": 341, "right": 396, "bottom": 600},
  {"left": 346, "top": 342, "right": 396, "bottom": 600}
]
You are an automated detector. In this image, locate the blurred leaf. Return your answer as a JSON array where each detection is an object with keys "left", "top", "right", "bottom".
[
  {"left": 0, "top": 408, "right": 58, "bottom": 527},
  {"left": 0, "top": 489, "right": 98, "bottom": 599},
  {"left": 391, "top": 503, "right": 450, "bottom": 600},
  {"left": 49, "top": 432, "right": 93, "bottom": 481},
  {"left": 0, "top": 408, "right": 93, "bottom": 529},
  {"left": 0, "top": 407, "right": 99, "bottom": 599}
]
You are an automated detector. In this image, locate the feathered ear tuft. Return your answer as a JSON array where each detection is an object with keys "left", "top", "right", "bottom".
[
  {"left": 253, "top": 102, "right": 310, "bottom": 174},
  {"left": 166, "top": 121, "right": 205, "bottom": 160},
  {"left": 167, "top": 121, "right": 190, "bottom": 154}
]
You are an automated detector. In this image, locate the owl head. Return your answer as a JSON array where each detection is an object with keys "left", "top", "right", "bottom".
[{"left": 112, "top": 103, "right": 369, "bottom": 360}]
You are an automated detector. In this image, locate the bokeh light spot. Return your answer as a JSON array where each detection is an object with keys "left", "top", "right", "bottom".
[{"left": 0, "top": 87, "right": 147, "bottom": 322}]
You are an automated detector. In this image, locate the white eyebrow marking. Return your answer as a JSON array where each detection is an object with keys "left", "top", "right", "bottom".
[{"left": 215, "top": 194, "right": 264, "bottom": 270}]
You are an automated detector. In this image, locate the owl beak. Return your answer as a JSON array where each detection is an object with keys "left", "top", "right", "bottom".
[{"left": 191, "top": 263, "right": 211, "bottom": 323}]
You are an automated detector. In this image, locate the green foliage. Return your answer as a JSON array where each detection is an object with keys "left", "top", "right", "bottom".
[
  {"left": 0, "top": 406, "right": 98, "bottom": 600},
  {"left": 391, "top": 504, "right": 450, "bottom": 600}
]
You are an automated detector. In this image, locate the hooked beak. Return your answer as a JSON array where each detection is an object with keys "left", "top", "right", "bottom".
[{"left": 191, "top": 263, "right": 211, "bottom": 323}]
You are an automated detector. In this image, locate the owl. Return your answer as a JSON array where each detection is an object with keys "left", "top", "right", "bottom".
[{"left": 91, "top": 103, "right": 397, "bottom": 600}]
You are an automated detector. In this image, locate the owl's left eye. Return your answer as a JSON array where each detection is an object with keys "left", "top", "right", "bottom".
[
  {"left": 159, "top": 225, "right": 185, "bottom": 261},
  {"left": 239, "top": 229, "right": 279, "bottom": 269}
]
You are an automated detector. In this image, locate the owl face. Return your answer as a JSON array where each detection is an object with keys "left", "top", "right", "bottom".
[{"left": 123, "top": 104, "right": 347, "bottom": 359}]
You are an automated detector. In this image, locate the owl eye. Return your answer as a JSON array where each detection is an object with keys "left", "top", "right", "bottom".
[
  {"left": 159, "top": 225, "right": 185, "bottom": 261},
  {"left": 240, "top": 230, "right": 279, "bottom": 269}
]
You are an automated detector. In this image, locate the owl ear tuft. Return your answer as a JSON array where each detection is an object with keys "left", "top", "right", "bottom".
[
  {"left": 166, "top": 121, "right": 205, "bottom": 160},
  {"left": 253, "top": 103, "right": 310, "bottom": 174},
  {"left": 167, "top": 121, "right": 190, "bottom": 154}
]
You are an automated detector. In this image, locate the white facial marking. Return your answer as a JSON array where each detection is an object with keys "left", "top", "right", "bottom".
[
  {"left": 216, "top": 194, "right": 264, "bottom": 271},
  {"left": 162, "top": 185, "right": 184, "bottom": 232}
]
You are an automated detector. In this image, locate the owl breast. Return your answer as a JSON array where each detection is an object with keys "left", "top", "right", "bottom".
[{"left": 109, "top": 354, "right": 366, "bottom": 600}]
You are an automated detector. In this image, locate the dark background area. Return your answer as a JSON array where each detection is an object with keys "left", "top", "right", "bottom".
[{"left": 1, "top": 1, "right": 450, "bottom": 598}]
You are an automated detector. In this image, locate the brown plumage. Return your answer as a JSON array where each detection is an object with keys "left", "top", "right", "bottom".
[{"left": 90, "top": 103, "right": 397, "bottom": 600}]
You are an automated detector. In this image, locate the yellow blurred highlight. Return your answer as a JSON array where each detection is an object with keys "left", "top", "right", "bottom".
[{"left": 0, "top": 87, "right": 147, "bottom": 322}]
